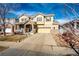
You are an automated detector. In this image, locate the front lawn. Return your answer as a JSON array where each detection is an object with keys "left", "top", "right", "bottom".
[
  {"left": 0, "top": 46, "right": 8, "bottom": 52},
  {"left": 0, "top": 35, "right": 27, "bottom": 42}
]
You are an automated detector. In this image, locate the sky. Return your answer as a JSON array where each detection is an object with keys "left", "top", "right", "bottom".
[{"left": 3, "top": 3, "right": 79, "bottom": 24}]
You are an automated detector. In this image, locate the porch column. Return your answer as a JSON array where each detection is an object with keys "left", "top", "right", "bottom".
[
  {"left": 24, "top": 25, "right": 26, "bottom": 34},
  {"left": 14, "top": 25, "right": 16, "bottom": 32},
  {"left": 32, "top": 23, "right": 34, "bottom": 34},
  {"left": 17, "top": 24, "right": 19, "bottom": 29},
  {"left": 74, "top": 22, "right": 77, "bottom": 29}
]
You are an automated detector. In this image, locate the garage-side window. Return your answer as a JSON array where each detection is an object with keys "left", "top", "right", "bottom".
[{"left": 46, "top": 17, "right": 51, "bottom": 21}]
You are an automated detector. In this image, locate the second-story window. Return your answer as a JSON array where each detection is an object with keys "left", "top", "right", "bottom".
[
  {"left": 46, "top": 17, "right": 51, "bottom": 21},
  {"left": 21, "top": 18, "right": 28, "bottom": 22},
  {"left": 37, "top": 17, "right": 42, "bottom": 21},
  {"left": 25, "top": 18, "right": 27, "bottom": 21}
]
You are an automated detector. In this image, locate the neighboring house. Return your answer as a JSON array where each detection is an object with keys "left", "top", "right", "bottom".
[
  {"left": 5, "top": 23, "right": 14, "bottom": 34},
  {"left": 0, "top": 23, "right": 14, "bottom": 34},
  {"left": 0, "top": 24, "right": 3, "bottom": 34},
  {"left": 14, "top": 13, "right": 59, "bottom": 34},
  {"left": 60, "top": 19, "right": 79, "bottom": 35},
  {"left": 0, "top": 18, "right": 16, "bottom": 34}
]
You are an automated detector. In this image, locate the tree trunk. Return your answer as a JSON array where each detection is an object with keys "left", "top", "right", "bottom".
[
  {"left": 3, "top": 19, "right": 6, "bottom": 36},
  {"left": 69, "top": 42, "right": 79, "bottom": 55}
]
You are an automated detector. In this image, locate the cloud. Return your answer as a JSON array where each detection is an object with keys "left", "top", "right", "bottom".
[
  {"left": 56, "top": 18, "right": 73, "bottom": 25},
  {"left": 9, "top": 10, "right": 37, "bottom": 16}
]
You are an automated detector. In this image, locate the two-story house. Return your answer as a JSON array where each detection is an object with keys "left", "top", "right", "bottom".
[
  {"left": 14, "top": 13, "right": 59, "bottom": 34},
  {"left": 60, "top": 19, "right": 79, "bottom": 35}
]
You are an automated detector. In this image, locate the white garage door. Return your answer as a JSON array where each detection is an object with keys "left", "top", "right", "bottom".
[{"left": 38, "top": 27, "right": 51, "bottom": 33}]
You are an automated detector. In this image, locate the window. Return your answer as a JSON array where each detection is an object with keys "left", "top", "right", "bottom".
[
  {"left": 25, "top": 18, "right": 27, "bottom": 21},
  {"left": 0, "top": 29, "right": 1, "bottom": 31},
  {"left": 46, "top": 17, "right": 51, "bottom": 21},
  {"left": 21, "top": 18, "right": 27, "bottom": 22},
  {"left": 37, "top": 17, "right": 42, "bottom": 21},
  {"left": 21, "top": 19, "right": 24, "bottom": 22},
  {"left": 77, "top": 24, "right": 79, "bottom": 29},
  {"left": 25, "top": 18, "right": 28, "bottom": 21}
]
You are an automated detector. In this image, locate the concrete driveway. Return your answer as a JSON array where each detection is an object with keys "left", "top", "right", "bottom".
[{"left": 0, "top": 33, "right": 77, "bottom": 56}]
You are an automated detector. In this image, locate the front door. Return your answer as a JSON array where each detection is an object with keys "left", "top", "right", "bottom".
[{"left": 25, "top": 24, "right": 32, "bottom": 32}]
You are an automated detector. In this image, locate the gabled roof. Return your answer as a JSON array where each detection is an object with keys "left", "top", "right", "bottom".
[
  {"left": 71, "top": 19, "right": 79, "bottom": 22},
  {"left": 15, "top": 20, "right": 30, "bottom": 25},
  {"left": 17, "top": 13, "right": 54, "bottom": 18},
  {"left": 15, "top": 22, "right": 25, "bottom": 25},
  {"left": 60, "top": 19, "right": 79, "bottom": 26},
  {"left": 17, "top": 14, "right": 30, "bottom": 19},
  {"left": 0, "top": 23, "right": 13, "bottom": 28},
  {"left": 33, "top": 13, "right": 54, "bottom": 18}
]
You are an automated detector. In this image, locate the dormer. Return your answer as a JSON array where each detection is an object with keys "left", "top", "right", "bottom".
[{"left": 19, "top": 14, "right": 29, "bottom": 22}]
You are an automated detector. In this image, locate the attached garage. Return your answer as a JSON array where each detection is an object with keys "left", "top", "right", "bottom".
[{"left": 38, "top": 27, "right": 51, "bottom": 33}]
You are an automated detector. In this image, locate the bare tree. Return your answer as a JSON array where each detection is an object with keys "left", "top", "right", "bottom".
[
  {"left": 60, "top": 23, "right": 79, "bottom": 55},
  {"left": 0, "top": 3, "right": 20, "bottom": 36},
  {"left": 59, "top": 4, "right": 79, "bottom": 55}
]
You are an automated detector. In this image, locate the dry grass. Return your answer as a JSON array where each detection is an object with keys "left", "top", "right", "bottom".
[
  {"left": 51, "top": 30, "right": 69, "bottom": 47},
  {"left": 62, "top": 32, "right": 79, "bottom": 48},
  {"left": 52, "top": 33, "right": 69, "bottom": 47},
  {"left": 0, "top": 35, "right": 27, "bottom": 42},
  {"left": 0, "top": 46, "right": 8, "bottom": 52},
  {"left": 52, "top": 32, "right": 79, "bottom": 48}
]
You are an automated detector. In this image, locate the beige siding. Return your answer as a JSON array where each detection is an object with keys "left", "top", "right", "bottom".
[
  {"left": 19, "top": 15, "right": 29, "bottom": 22},
  {"left": 52, "top": 25, "right": 59, "bottom": 29},
  {"left": 37, "top": 22, "right": 44, "bottom": 24},
  {"left": 44, "top": 22, "right": 53, "bottom": 27},
  {"left": 33, "top": 15, "right": 44, "bottom": 22},
  {"left": 38, "top": 27, "right": 51, "bottom": 33}
]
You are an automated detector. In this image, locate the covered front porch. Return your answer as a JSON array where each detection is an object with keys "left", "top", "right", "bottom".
[{"left": 14, "top": 22, "right": 37, "bottom": 34}]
